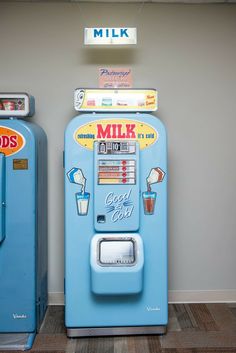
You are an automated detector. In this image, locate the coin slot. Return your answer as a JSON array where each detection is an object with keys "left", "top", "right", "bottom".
[{"left": 97, "top": 215, "right": 106, "bottom": 223}]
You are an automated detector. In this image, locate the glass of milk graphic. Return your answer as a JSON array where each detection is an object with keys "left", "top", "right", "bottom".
[
  {"left": 67, "top": 167, "right": 90, "bottom": 216},
  {"left": 76, "top": 192, "right": 90, "bottom": 216}
]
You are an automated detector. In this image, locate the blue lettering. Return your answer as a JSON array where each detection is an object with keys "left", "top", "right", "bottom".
[
  {"left": 94, "top": 29, "right": 103, "bottom": 38},
  {"left": 112, "top": 29, "right": 119, "bottom": 38},
  {"left": 93, "top": 28, "right": 129, "bottom": 39},
  {"left": 105, "top": 192, "right": 114, "bottom": 206},
  {"left": 121, "top": 28, "right": 128, "bottom": 37},
  {"left": 111, "top": 206, "right": 134, "bottom": 223}
]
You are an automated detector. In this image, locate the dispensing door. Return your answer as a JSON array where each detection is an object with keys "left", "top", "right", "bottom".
[{"left": 91, "top": 140, "right": 144, "bottom": 295}]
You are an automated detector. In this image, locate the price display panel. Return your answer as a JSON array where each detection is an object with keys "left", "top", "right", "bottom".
[{"left": 97, "top": 141, "right": 136, "bottom": 185}]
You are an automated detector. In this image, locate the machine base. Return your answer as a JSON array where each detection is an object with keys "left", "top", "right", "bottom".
[
  {"left": 0, "top": 332, "right": 36, "bottom": 351},
  {"left": 67, "top": 325, "right": 167, "bottom": 337}
]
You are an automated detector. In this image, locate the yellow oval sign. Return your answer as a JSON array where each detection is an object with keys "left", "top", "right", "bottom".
[
  {"left": 0, "top": 126, "right": 25, "bottom": 156},
  {"left": 74, "top": 119, "right": 158, "bottom": 150}
]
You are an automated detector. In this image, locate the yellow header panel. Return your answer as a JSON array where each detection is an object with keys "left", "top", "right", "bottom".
[
  {"left": 74, "top": 89, "right": 158, "bottom": 112},
  {"left": 74, "top": 119, "right": 158, "bottom": 151}
]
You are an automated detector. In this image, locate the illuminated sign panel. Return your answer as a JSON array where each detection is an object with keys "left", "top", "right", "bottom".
[
  {"left": 84, "top": 28, "right": 137, "bottom": 45},
  {"left": 74, "top": 89, "right": 158, "bottom": 112},
  {"left": 0, "top": 93, "right": 32, "bottom": 117}
]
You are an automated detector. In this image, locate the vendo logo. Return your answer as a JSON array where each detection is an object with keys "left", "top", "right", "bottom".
[{"left": 0, "top": 126, "right": 25, "bottom": 156}]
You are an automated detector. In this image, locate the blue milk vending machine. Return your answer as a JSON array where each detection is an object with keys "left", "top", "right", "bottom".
[
  {"left": 0, "top": 93, "right": 47, "bottom": 350},
  {"left": 65, "top": 89, "right": 167, "bottom": 337}
]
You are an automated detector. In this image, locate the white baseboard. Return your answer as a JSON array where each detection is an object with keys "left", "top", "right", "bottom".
[
  {"left": 168, "top": 290, "right": 236, "bottom": 303},
  {"left": 48, "top": 290, "right": 236, "bottom": 306},
  {"left": 48, "top": 292, "right": 64, "bottom": 305}
]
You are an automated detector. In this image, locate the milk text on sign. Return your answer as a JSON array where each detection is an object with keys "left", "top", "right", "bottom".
[
  {"left": 84, "top": 28, "right": 137, "bottom": 45},
  {"left": 94, "top": 28, "right": 129, "bottom": 38},
  {"left": 97, "top": 124, "right": 136, "bottom": 139}
]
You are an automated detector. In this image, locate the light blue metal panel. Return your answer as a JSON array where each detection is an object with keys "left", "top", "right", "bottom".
[
  {"left": 0, "top": 153, "right": 5, "bottom": 243},
  {"left": 28, "top": 122, "right": 48, "bottom": 331},
  {"left": 0, "top": 119, "right": 47, "bottom": 335},
  {"left": 0, "top": 119, "right": 36, "bottom": 332},
  {"left": 94, "top": 141, "right": 139, "bottom": 232},
  {"left": 65, "top": 113, "right": 167, "bottom": 328},
  {"left": 90, "top": 233, "right": 144, "bottom": 295}
]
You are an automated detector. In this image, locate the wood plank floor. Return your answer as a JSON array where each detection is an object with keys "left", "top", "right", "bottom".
[{"left": 2, "top": 304, "right": 236, "bottom": 353}]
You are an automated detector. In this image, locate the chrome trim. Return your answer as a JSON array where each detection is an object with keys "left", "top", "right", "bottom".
[
  {"left": 67, "top": 325, "right": 167, "bottom": 337},
  {"left": 98, "top": 141, "right": 136, "bottom": 155},
  {"left": 97, "top": 237, "right": 137, "bottom": 267}
]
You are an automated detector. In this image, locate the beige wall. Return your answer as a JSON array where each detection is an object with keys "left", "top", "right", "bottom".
[{"left": 1, "top": 2, "right": 236, "bottom": 300}]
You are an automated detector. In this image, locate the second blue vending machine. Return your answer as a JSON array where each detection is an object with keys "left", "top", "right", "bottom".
[
  {"left": 0, "top": 93, "right": 47, "bottom": 350},
  {"left": 64, "top": 89, "right": 167, "bottom": 337}
]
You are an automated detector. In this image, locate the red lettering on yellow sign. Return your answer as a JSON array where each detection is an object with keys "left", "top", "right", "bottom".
[
  {"left": 0, "top": 127, "right": 25, "bottom": 156},
  {"left": 97, "top": 123, "right": 136, "bottom": 139},
  {"left": 74, "top": 119, "right": 158, "bottom": 150}
]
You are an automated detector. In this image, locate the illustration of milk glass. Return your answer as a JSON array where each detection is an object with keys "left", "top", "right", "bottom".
[
  {"left": 142, "top": 191, "right": 157, "bottom": 215},
  {"left": 67, "top": 167, "right": 89, "bottom": 216},
  {"left": 76, "top": 192, "right": 90, "bottom": 216},
  {"left": 143, "top": 167, "right": 165, "bottom": 216}
]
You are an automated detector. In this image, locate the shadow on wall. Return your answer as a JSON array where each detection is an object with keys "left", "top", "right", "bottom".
[{"left": 80, "top": 48, "right": 138, "bottom": 65}]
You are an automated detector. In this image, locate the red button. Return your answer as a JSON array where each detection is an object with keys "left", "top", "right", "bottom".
[
  {"left": 122, "top": 173, "right": 127, "bottom": 177},
  {"left": 122, "top": 178, "right": 127, "bottom": 183},
  {"left": 122, "top": 167, "right": 126, "bottom": 171}
]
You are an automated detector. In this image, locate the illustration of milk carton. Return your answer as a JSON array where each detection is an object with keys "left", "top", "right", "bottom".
[
  {"left": 67, "top": 167, "right": 86, "bottom": 193},
  {"left": 146, "top": 167, "right": 165, "bottom": 190}
]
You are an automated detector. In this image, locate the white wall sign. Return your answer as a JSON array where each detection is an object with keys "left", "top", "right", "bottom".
[{"left": 84, "top": 28, "right": 137, "bottom": 45}]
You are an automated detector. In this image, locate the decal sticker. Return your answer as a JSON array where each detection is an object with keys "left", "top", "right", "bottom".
[
  {"left": 105, "top": 189, "right": 134, "bottom": 223},
  {"left": 99, "top": 68, "right": 132, "bottom": 89},
  {"left": 74, "top": 89, "right": 85, "bottom": 111},
  {"left": 67, "top": 167, "right": 90, "bottom": 216},
  {"left": 74, "top": 119, "right": 158, "bottom": 150},
  {"left": 0, "top": 126, "right": 25, "bottom": 156},
  {"left": 143, "top": 167, "right": 165, "bottom": 215}
]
